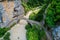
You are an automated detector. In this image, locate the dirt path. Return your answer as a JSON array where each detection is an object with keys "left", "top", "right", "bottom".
[
  {"left": 9, "top": 11, "right": 31, "bottom": 40},
  {"left": 9, "top": 10, "right": 33, "bottom": 40},
  {"left": 10, "top": 20, "right": 27, "bottom": 40},
  {"left": 9, "top": 7, "right": 40, "bottom": 40}
]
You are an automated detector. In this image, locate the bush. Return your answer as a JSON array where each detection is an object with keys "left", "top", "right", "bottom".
[
  {"left": 29, "top": 12, "right": 36, "bottom": 20},
  {"left": 26, "top": 24, "right": 39, "bottom": 40},
  {"left": 27, "top": 0, "right": 41, "bottom": 8},
  {"left": 29, "top": 10, "right": 43, "bottom": 22},
  {"left": 22, "top": 0, "right": 42, "bottom": 12},
  {"left": 45, "top": 0, "right": 60, "bottom": 28},
  {"left": 3, "top": 32, "right": 10, "bottom": 40},
  {"left": 0, "top": 28, "right": 10, "bottom": 37},
  {"left": 25, "top": 24, "right": 46, "bottom": 40}
]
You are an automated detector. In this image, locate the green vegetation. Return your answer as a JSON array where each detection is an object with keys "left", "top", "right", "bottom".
[
  {"left": 26, "top": 9, "right": 47, "bottom": 40},
  {"left": 0, "top": 0, "right": 59, "bottom": 40},
  {"left": 46, "top": 0, "right": 60, "bottom": 28},
  {"left": 29, "top": 12, "right": 43, "bottom": 22},
  {"left": 24, "top": 0, "right": 60, "bottom": 40},
  {"left": 25, "top": 24, "right": 46, "bottom": 40},
  {"left": 28, "top": 0, "right": 60, "bottom": 28},
  {"left": 22, "top": 0, "right": 42, "bottom": 12},
  {"left": 29, "top": 5, "right": 46, "bottom": 22},
  {"left": 26, "top": 25, "right": 39, "bottom": 40},
  {"left": 3, "top": 32, "right": 10, "bottom": 40},
  {"left": 22, "top": 0, "right": 52, "bottom": 12},
  {"left": 0, "top": 28, "right": 10, "bottom": 37},
  {"left": 26, "top": 0, "right": 41, "bottom": 8}
]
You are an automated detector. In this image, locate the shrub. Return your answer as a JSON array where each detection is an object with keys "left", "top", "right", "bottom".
[
  {"left": 3, "top": 32, "right": 10, "bottom": 40},
  {"left": 25, "top": 24, "right": 46, "bottom": 40},
  {"left": 0, "top": 28, "right": 10, "bottom": 37}
]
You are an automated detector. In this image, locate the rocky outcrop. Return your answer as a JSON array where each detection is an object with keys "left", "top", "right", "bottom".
[
  {"left": 0, "top": 0, "right": 24, "bottom": 28},
  {"left": 52, "top": 26, "right": 60, "bottom": 40}
]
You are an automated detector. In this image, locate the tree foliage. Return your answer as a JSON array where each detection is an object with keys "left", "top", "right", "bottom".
[
  {"left": 46, "top": 0, "right": 60, "bottom": 27},
  {"left": 24, "top": 0, "right": 60, "bottom": 40},
  {"left": 28, "top": 0, "right": 60, "bottom": 28},
  {"left": 25, "top": 24, "right": 46, "bottom": 40}
]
